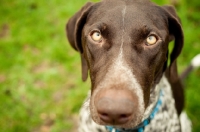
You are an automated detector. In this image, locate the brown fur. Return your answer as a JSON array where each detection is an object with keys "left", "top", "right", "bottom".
[{"left": 66, "top": 0, "right": 184, "bottom": 128}]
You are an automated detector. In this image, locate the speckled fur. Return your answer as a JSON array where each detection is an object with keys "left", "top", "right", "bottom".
[{"left": 78, "top": 75, "right": 191, "bottom": 132}]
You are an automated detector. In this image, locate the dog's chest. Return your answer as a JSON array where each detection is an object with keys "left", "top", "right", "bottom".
[{"left": 78, "top": 77, "right": 181, "bottom": 132}]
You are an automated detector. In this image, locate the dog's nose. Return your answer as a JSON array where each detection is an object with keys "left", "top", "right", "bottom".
[{"left": 95, "top": 89, "right": 135, "bottom": 125}]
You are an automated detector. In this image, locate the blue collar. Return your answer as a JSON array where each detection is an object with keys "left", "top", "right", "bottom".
[{"left": 106, "top": 90, "right": 163, "bottom": 132}]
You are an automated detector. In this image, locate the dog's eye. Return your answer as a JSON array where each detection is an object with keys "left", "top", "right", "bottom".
[
  {"left": 146, "top": 35, "right": 157, "bottom": 45},
  {"left": 91, "top": 31, "right": 102, "bottom": 42}
]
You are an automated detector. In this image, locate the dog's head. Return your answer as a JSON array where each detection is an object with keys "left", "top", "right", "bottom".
[{"left": 66, "top": 0, "right": 183, "bottom": 129}]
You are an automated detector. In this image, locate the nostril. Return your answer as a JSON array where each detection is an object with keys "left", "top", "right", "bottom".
[
  {"left": 98, "top": 112, "right": 112, "bottom": 123},
  {"left": 98, "top": 112, "right": 131, "bottom": 124},
  {"left": 100, "top": 113, "right": 109, "bottom": 119},
  {"left": 118, "top": 114, "right": 131, "bottom": 123},
  {"left": 120, "top": 114, "right": 128, "bottom": 118},
  {"left": 102, "top": 113, "right": 108, "bottom": 116}
]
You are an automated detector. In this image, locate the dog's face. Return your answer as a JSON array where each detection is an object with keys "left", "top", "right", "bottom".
[{"left": 66, "top": 0, "right": 183, "bottom": 129}]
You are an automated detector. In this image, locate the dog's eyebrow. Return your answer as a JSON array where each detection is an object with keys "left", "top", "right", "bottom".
[{"left": 86, "top": 23, "right": 108, "bottom": 32}]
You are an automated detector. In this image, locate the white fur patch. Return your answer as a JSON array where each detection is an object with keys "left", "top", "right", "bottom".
[
  {"left": 79, "top": 97, "right": 107, "bottom": 132},
  {"left": 191, "top": 54, "right": 200, "bottom": 68},
  {"left": 180, "top": 111, "right": 192, "bottom": 132}
]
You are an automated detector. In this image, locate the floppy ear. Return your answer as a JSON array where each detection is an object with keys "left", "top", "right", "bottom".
[
  {"left": 66, "top": 2, "right": 94, "bottom": 81},
  {"left": 162, "top": 6, "right": 184, "bottom": 115},
  {"left": 162, "top": 5, "right": 184, "bottom": 67}
]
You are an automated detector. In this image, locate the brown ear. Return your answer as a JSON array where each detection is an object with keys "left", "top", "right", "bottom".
[
  {"left": 162, "top": 6, "right": 184, "bottom": 115},
  {"left": 66, "top": 2, "right": 94, "bottom": 81},
  {"left": 162, "top": 5, "right": 184, "bottom": 81},
  {"left": 162, "top": 5, "right": 184, "bottom": 67}
]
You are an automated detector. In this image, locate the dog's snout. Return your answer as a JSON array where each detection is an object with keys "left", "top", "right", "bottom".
[
  {"left": 96, "top": 98, "right": 134, "bottom": 124},
  {"left": 95, "top": 89, "right": 135, "bottom": 125}
]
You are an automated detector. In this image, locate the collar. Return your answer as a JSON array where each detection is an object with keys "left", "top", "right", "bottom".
[{"left": 106, "top": 90, "right": 163, "bottom": 132}]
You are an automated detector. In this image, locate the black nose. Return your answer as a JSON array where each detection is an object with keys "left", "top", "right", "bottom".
[{"left": 95, "top": 89, "right": 135, "bottom": 125}]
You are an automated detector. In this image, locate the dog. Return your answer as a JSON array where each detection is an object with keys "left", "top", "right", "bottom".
[{"left": 66, "top": 0, "right": 193, "bottom": 131}]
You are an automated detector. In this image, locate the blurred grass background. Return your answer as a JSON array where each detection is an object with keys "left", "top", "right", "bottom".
[{"left": 0, "top": 0, "right": 199, "bottom": 132}]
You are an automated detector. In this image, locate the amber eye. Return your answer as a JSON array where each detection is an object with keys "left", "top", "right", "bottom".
[
  {"left": 146, "top": 35, "right": 157, "bottom": 45},
  {"left": 91, "top": 31, "right": 102, "bottom": 42}
]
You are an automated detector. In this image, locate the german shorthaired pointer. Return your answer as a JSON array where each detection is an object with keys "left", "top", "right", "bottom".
[{"left": 66, "top": 0, "right": 193, "bottom": 131}]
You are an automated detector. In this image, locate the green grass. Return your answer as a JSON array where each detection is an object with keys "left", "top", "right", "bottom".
[{"left": 0, "top": 0, "right": 199, "bottom": 132}]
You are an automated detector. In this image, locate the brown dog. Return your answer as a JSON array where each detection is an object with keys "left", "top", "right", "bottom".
[{"left": 66, "top": 0, "right": 191, "bottom": 131}]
